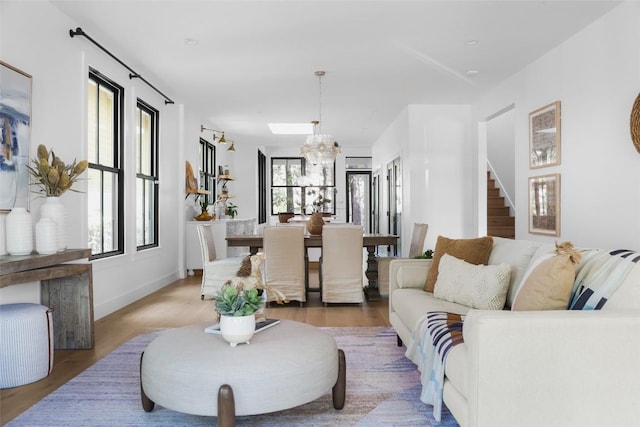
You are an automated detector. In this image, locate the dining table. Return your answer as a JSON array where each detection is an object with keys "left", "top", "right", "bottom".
[{"left": 226, "top": 233, "right": 398, "bottom": 301}]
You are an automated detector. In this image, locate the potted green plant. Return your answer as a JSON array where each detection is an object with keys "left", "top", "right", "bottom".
[
  {"left": 226, "top": 203, "right": 238, "bottom": 219},
  {"left": 215, "top": 284, "right": 263, "bottom": 347}
]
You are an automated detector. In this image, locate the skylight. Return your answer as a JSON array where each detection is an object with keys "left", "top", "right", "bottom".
[{"left": 267, "top": 123, "right": 314, "bottom": 135}]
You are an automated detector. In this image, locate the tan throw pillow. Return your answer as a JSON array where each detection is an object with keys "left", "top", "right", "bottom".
[
  {"left": 424, "top": 235, "right": 494, "bottom": 292},
  {"left": 434, "top": 254, "right": 511, "bottom": 310},
  {"left": 512, "top": 252, "right": 576, "bottom": 311}
]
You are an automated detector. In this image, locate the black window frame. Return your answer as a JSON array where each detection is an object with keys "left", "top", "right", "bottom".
[
  {"left": 135, "top": 98, "right": 159, "bottom": 250},
  {"left": 87, "top": 68, "right": 125, "bottom": 260}
]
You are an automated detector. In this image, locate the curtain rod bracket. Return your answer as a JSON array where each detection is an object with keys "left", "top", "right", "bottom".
[{"left": 69, "top": 26, "right": 175, "bottom": 105}]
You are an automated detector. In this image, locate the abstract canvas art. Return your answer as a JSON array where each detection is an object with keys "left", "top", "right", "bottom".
[{"left": 0, "top": 61, "right": 32, "bottom": 211}]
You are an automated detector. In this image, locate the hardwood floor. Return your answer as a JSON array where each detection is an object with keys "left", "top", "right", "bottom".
[{"left": 0, "top": 269, "right": 390, "bottom": 425}]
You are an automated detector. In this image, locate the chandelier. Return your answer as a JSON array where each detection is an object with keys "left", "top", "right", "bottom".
[{"left": 300, "top": 71, "right": 340, "bottom": 165}]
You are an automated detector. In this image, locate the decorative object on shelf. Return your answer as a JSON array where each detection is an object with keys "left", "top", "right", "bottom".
[
  {"left": 6, "top": 207, "right": 33, "bottom": 255},
  {"left": 631, "top": 92, "right": 640, "bottom": 154},
  {"left": 300, "top": 71, "right": 341, "bottom": 166},
  {"left": 306, "top": 212, "right": 324, "bottom": 235},
  {"left": 529, "top": 101, "right": 561, "bottom": 169},
  {"left": 185, "top": 160, "right": 209, "bottom": 200},
  {"left": 215, "top": 284, "right": 264, "bottom": 347},
  {"left": 1, "top": 61, "right": 32, "bottom": 212},
  {"left": 40, "top": 196, "right": 67, "bottom": 251},
  {"left": 226, "top": 203, "right": 238, "bottom": 219},
  {"left": 224, "top": 165, "right": 230, "bottom": 176},
  {"left": 35, "top": 217, "right": 58, "bottom": 255},
  {"left": 193, "top": 197, "right": 213, "bottom": 221}
]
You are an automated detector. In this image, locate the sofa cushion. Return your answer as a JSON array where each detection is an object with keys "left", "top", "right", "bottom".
[
  {"left": 391, "top": 288, "right": 471, "bottom": 340},
  {"left": 488, "top": 237, "right": 549, "bottom": 307},
  {"left": 605, "top": 259, "right": 640, "bottom": 310},
  {"left": 433, "top": 254, "right": 511, "bottom": 310},
  {"left": 425, "top": 235, "right": 494, "bottom": 292},
  {"left": 511, "top": 252, "right": 575, "bottom": 310}
]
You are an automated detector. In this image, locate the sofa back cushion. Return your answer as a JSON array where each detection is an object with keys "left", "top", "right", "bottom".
[
  {"left": 424, "top": 235, "right": 494, "bottom": 292},
  {"left": 488, "top": 237, "right": 553, "bottom": 307},
  {"left": 605, "top": 260, "right": 640, "bottom": 310}
]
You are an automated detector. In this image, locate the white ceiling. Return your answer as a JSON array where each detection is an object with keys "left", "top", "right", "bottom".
[{"left": 51, "top": 0, "right": 620, "bottom": 148}]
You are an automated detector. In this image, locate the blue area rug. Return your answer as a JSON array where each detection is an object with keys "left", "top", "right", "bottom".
[{"left": 8, "top": 327, "right": 458, "bottom": 426}]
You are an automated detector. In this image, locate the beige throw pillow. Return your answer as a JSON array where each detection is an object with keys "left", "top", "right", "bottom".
[
  {"left": 511, "top": 252, "right": 576, "bottom": 310},
  {"left": 425, "top": 235, "right": 494, "bottom": 292},
  {"left": 434, "top": 254, "right": 511, "bottom": 310}
]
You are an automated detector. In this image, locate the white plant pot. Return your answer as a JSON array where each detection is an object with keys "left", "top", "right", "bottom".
[{"left": 219, "top": 314, "right": 256, "bottom": 347}]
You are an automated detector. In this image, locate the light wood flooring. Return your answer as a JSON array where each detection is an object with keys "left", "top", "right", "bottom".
[{"left": 0, "top": 268, "right": 390, "bottom": 425}]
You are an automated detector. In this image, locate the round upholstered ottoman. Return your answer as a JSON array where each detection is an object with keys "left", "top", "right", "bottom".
[
  {"left": 140, "top": 320, "right": 345, "bottom": 426},
  {"left": 0, "top": 303, "right": 54, "bottom": 389}
]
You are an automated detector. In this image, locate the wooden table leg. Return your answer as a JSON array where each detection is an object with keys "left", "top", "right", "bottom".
[
  {"left": 218, "top": 384, "right": 236, "bottom": 427},
  {"left": 363, "top": 246, "right": 381, "bottom": 301}
]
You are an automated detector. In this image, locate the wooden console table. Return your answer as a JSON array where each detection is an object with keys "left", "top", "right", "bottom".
[{"left": 0, "top": 249, "right": 94, "bottom": 350}]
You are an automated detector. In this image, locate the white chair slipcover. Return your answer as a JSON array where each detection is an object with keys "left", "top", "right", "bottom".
[
  {"left": 263, "top": 226, "right": 306, "bottom": 305},
  {"left": 320, "top": 225, "right": 364, "bottom": 304},
  {"left": 197, "top": 223, "right": 245, "bottom": 299}
]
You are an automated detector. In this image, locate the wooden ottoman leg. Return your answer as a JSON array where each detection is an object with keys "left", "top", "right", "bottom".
[
  {"left": 139, "top": 352, "right": 155, "bottom": 412},
  {"left": 332, "top": 348, "right": 346, "bottom": 409},
  {"left": 218, "top": 384, "right": 236, "bottom": 427}
]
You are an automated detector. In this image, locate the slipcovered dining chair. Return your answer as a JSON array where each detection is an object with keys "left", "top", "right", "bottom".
[
  {"left": 197, "top": 224, "right": 245, "bottom": 300},
  {"left": 320, "top": 225, "right": 364, "bottom": 304},
  {"left": 263, "top": 225, "right": 306, "bottom": 305},
  {"left": 377, "top": 223, "right": 428, "bottom": 296}
]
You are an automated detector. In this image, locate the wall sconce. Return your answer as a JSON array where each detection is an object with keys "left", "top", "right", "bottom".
[
  {"left": 227, "top": 140, "right": 236, "bottom": 152},
  {"left": 200, "top": 125, "right": 227, "bottom": 144}
]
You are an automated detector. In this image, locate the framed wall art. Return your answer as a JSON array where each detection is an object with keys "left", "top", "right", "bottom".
[
  {"left": 1, "top": 61, "right": 32, "bottom": 212},
  {"left": 529, "top": 101, "right": 561, "bottom": 169},
  {"left": 528, "top": 173, "right": 560, "bottom": 237}
]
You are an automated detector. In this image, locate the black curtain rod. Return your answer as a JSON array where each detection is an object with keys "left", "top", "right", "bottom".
[{"left": 69, "top": 27, "right": 175, "bottom": 105}]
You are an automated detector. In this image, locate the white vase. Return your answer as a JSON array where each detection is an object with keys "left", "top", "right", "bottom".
[
  {"left": 41, "top": 197, "right": 67, "bottom": 252},
  {"left": 6, "top": 207, "right": 33, "bottom": 256},
  {"left": 35, "top": 217, "right": 58, "bottom": 255},
  {"left": 219, "top": 314, "right": 256, "bottom": 347}
]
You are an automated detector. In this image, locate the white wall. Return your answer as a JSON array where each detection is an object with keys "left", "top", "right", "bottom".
[
  {"left": 486, "top": 107, "right": 516, "bottom": 212},
  {"left": 474, "top": 2, "right": 640, "bottom": 250},
  {"left": 1, "top": 1, "right": 184, "bottom": 318},
  {"left": 373, "top": 105, "right": 473, "bottom": 253}
]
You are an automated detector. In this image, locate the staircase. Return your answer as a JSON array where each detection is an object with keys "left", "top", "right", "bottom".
[{"left": 487, "top": 171, "right": 515, "bottom": 239}]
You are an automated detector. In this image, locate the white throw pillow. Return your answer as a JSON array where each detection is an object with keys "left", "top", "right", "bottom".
[{"left": 434, "top": 253, "right": 511, "bottom": 310}]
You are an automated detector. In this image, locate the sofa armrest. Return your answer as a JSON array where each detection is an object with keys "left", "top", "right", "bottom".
[
  {"left": 388, "top": 259, "right": 432, "bottom": 326},
  {"left": 462, "top": 309, "right": 640, "bottom": 427}
]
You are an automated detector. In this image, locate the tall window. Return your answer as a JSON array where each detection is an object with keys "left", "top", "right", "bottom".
[
  {"left": 87, "top": 69, "right": 124, "bottom": 258},
  {"left": 271, "top": 157, "right": 335, "bottom": 215},
  {"left": 135, "top": 100, "right": 159, "bottom": 249},
  {"left": 199, "top": 138, "right": 216, "bottom": 204}
]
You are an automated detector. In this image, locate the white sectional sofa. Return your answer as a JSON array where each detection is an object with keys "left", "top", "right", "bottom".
[{"left": 388, "top": 237, "right": 640, "bottom": 427}]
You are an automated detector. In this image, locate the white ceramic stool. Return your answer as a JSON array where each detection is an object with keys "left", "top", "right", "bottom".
[
  {"left": 0, "top": 303, "right": 54, "bottom": 389},
  {"left": 140, "top": 319, "right": 345, "bottom": 426}
]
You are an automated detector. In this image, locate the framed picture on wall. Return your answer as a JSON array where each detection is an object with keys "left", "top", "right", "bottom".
[
  {"left": 529, "top": 101, "right": 561, "bottom": 169},
  {"left": 0, "top": 61, "right": 32, "bottom": 212},
  {"left": 528, "top": 173, "right": 560, "bottom": 236}
]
